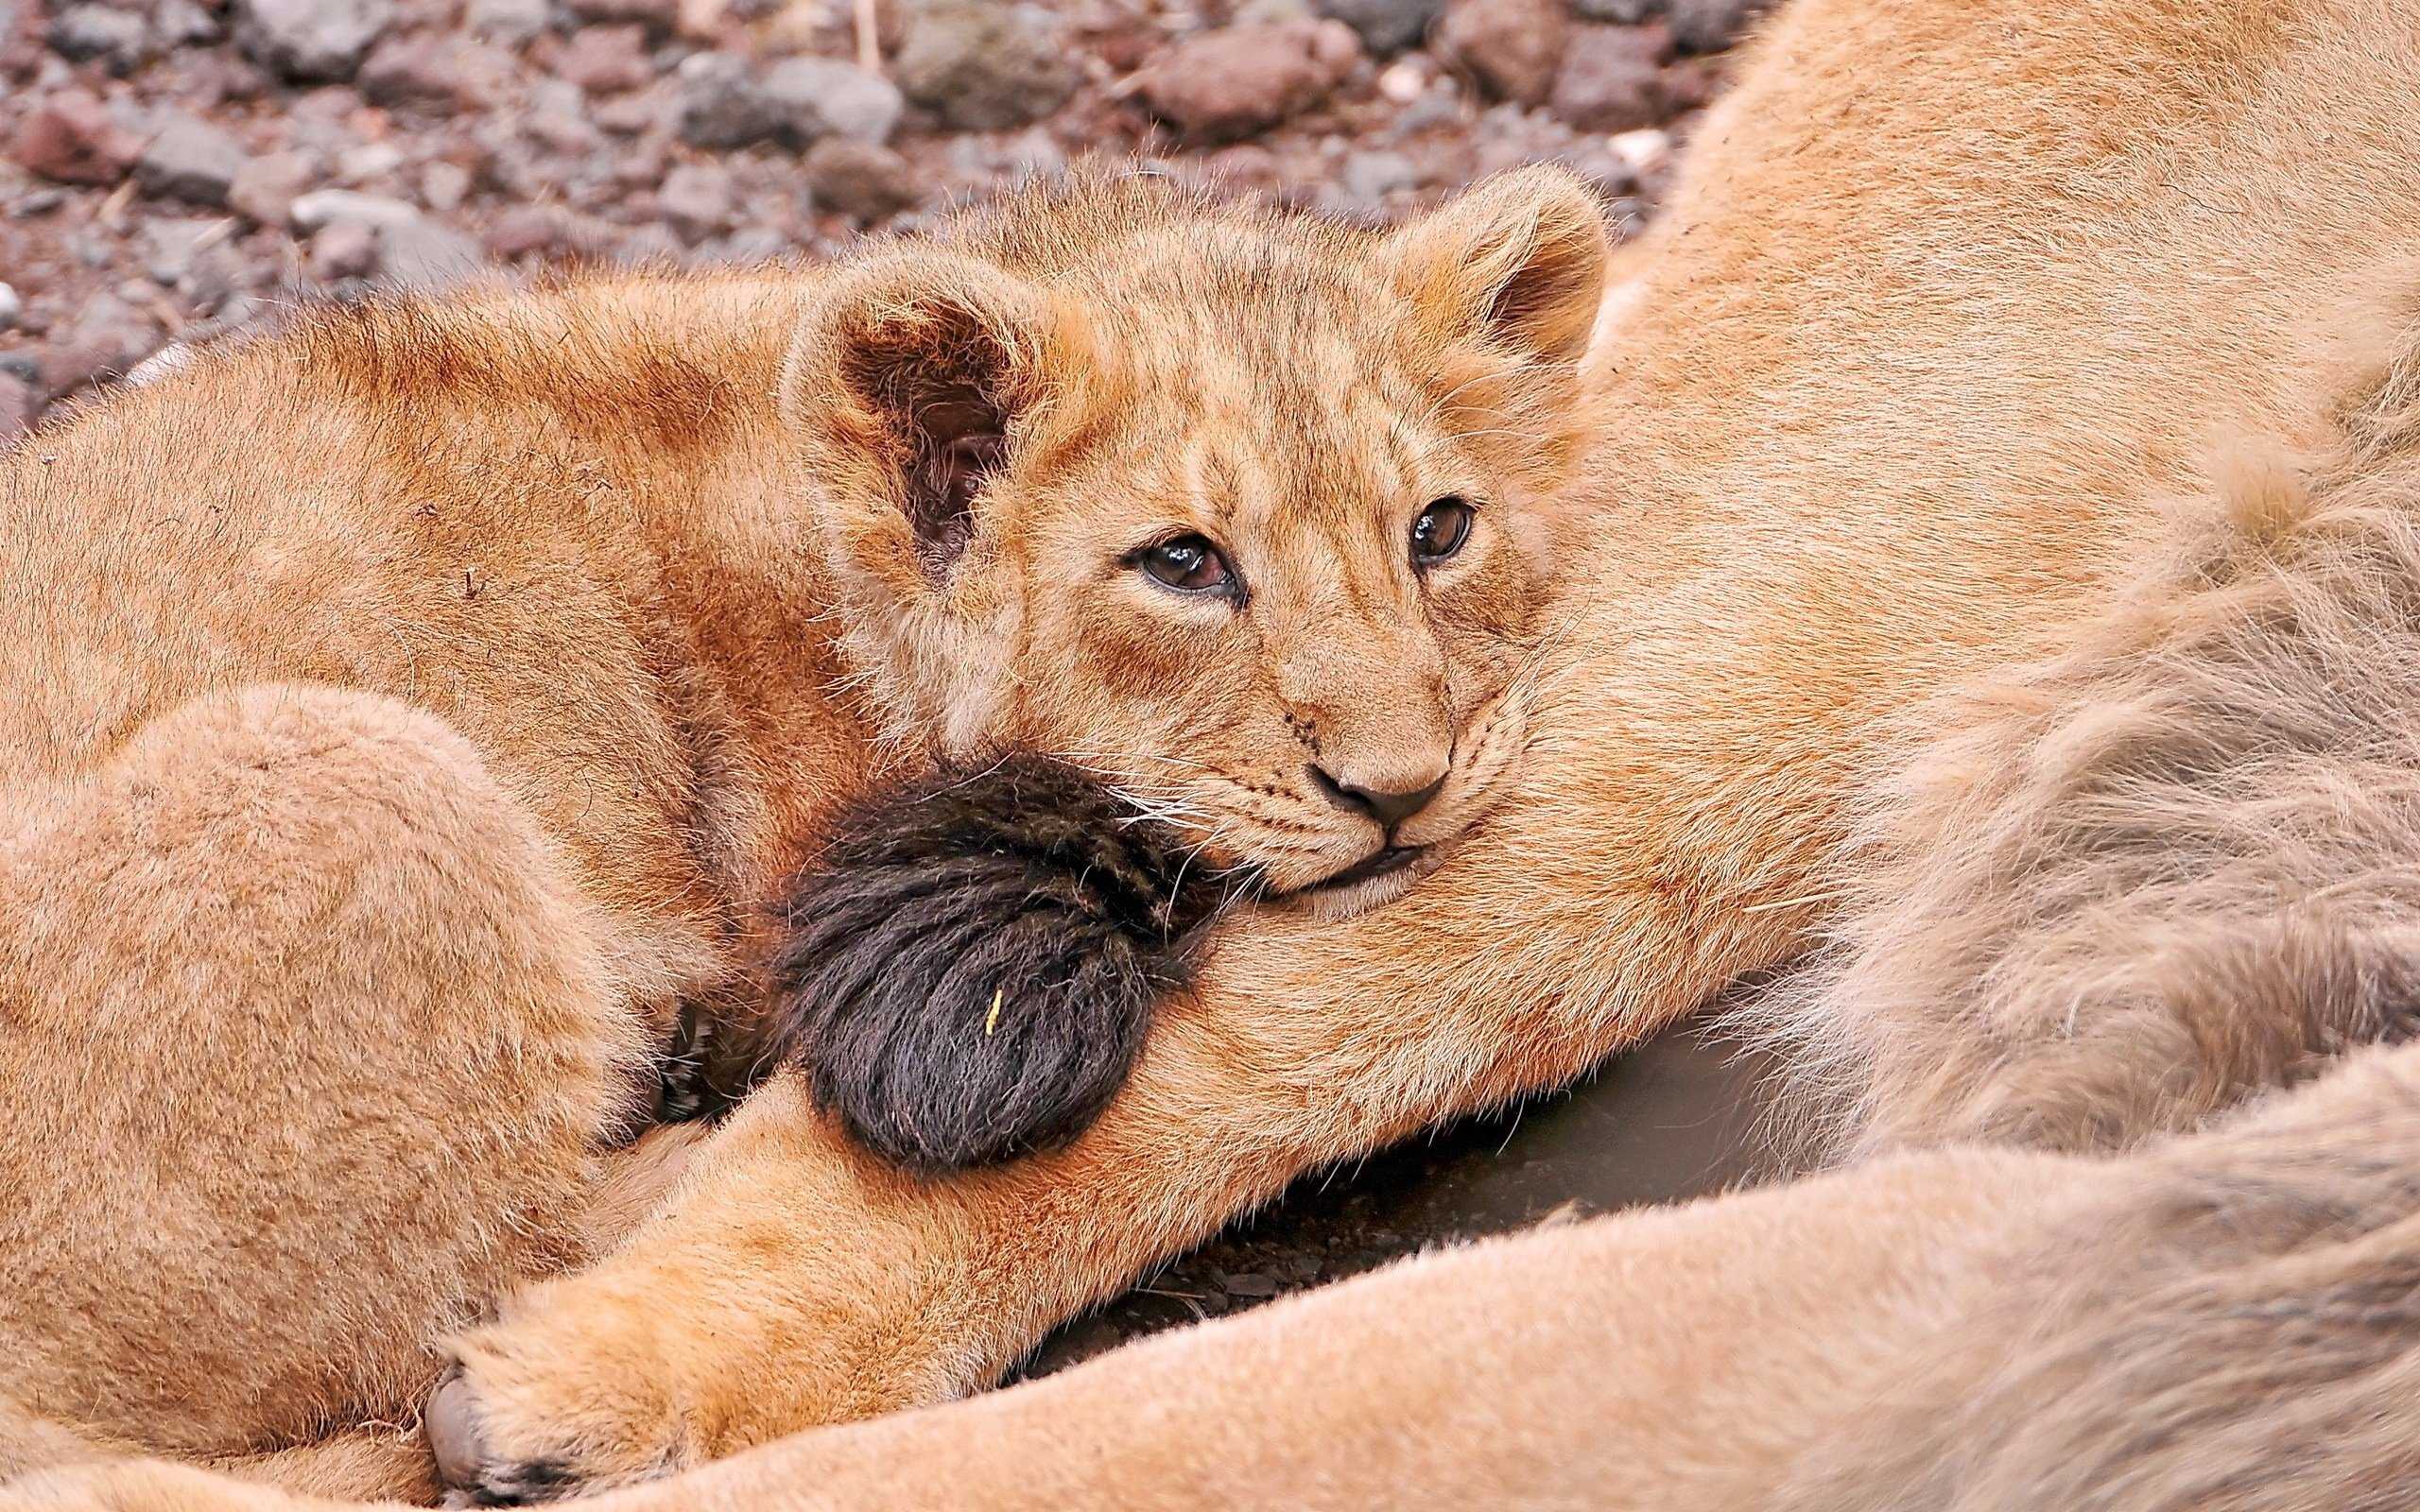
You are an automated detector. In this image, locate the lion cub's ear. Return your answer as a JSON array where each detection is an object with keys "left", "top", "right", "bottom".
[
  {"left": 784, "top": 252, "right": 1081, "bottom": 581},
  {"left": 1378, "top": 164, "right": 1610, "bottom": 366}
]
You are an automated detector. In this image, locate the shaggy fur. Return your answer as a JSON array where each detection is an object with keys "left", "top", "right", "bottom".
[
  {"left": 767, "top": 756, "right": 1228, "bottom": 1172},
  {"left": 0, "top": 163, "right": 1608, "bottom": 1501},
  {"left": 1745, "top": 315, "right": 2420, "bottom": 1512},
  {"left": 1755, "top": 290, "right": 2420, "bottom": 1164},
  {"left": 21, "top": 0, "right": 2420, "bottom": 1508}
]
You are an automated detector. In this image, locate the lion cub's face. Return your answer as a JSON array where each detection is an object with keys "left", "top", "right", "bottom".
[{"left": 786, "top": 169, "right": 1606, "bottom": 919}]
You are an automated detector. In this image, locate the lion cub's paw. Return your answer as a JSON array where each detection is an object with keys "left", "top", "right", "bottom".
[{"left": 428, "top": 1309, "right": 701, "bottom": 1506}]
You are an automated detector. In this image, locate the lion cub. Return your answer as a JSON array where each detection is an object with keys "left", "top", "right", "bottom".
[{"left": 0, "top": 167, "right": 1605, "bottom": 1499}]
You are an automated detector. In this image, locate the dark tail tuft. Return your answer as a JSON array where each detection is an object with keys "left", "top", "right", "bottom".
[{"left": 766, "top": 755, "right": 1231, "bottom": 1174}]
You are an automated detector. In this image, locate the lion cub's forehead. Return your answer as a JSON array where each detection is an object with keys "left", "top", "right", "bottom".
[
  {"left": 1085, "top": 335, "right": 1446, "bottom": 524},
  {"left": 1077, "top": 255, "right": 1451, "bottom": 500}
]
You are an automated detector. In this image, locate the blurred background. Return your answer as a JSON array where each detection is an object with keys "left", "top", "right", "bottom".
[{"left": 0, "top": 0, "right": 1769, "bottom": 438}]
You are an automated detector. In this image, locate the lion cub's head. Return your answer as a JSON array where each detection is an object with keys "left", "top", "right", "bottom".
[{"left": 783, "top": 167, "right": 1606, "bottom": 919}]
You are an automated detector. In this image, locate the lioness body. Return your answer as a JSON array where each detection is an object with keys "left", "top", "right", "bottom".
[{"left": 14, "top": 0, "right": 2420, "bottom": 1506}]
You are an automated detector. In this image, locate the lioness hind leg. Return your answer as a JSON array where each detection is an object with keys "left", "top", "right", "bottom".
[
  {"left": 522, "top": 1144, "right": 2096, "bottom": 1512},
  {"left": 0, "top": 684, "right": 650, "bottom": 1479},
  {"left": 532, "top": 1051, "right": 2420, "bottom": 1512},
  {"left": 22, "top": 1053, "right": 2420, "bottom": 1512}
]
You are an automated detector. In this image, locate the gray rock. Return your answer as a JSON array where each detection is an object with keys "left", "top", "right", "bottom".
[
  {"left": 234, "top": 0, "right": 394, "bottom": 82},
  {"left": 227, "top": 149, "right": 310, "bottom": 226},
  {"left": 803, "top": 139, "right": 920, "bottom": 222},
  {"left": 480, "top": 203, "right": 623, "bottom": 260},
  {"left": 360, "top": 33, "right": 490, "bottom": 110},
  {"left": 759, "top": 57, "right": 906, "bottom": 144},
  {"left": 181, "top": 241, "right": 246, "bottom": 309},
  {"left": 566, "top": 0, "right": 678, "bottom": 30},
  {"left": 1667, "top": 0, "right": 1772, "bottom": 51},
  {"left": 706, "top": 225, "right": 789, "bottom": 266},
  {"left": 999, "top": 126, "right": 1066, "bottom": 180},
  {"left": 139, "top": 217, "right": 222, "bottom": 285},
  {"left": 525, "top": 101, "right": 605, "bottom": 154},
  {"left": 377, "top": 215, "right": 486, "bottom": 286},
  {"left": 1390, "top": 77, "right": 1461, "bottom": 134},
  {"left": 46, "top": 5, "right": 150, "bottom": 72},
  {"left": 1547, "top": 22, "right": 1669, "bottom": 132},
  {"left": 590, "top": 87, "right": 673, "bottom": 136},
  {"left": 1194, "top": 141, "right": 1280, "bottom": 192},
  {"left": 895, "top": 0, "right": 1078, "bottom": 132},
  {"left": 615, "top": 223, "right": 685, "bottom": 265},
  {"left": 1340, "top": 147, "right": 1417, "bottom": 201},
  {"left": 7, "top": 90, "right": 142, "bottom": 186},
  {"left": 466, "top": 0, "right": 549, "bottom": 43},
  {"left": 309, "top": 219, "right": 381, "bottom": 281},
  {"left": 656, "top": 162, "right": 735, "bottom": 244},
  {"left": 1313, "top": 0, "right": 1440, "bottom": 56},
  {"left": 1572, "top": 0, "right": 1657, "bottom": 20},
  {"left": 154, "top": 0, "right": 222, "bottom": 48},
  {"left": 556, "top": 23, "right": 652, "bottom": 93},
  {"left": 134, "top": 116, "right": 247, "bottom": 206},
  {"left": 0, "top": 283, "right": 20, "bottom": 333},
  {"left": 421, "top": 160, "right": 473, "bottom": 213},
  {"left": 288, "top": 187, "right": 423, "bottom": 232},
  {"left": 48, "top": 291, "right": 164, "bottom": 395},
  {"left": 1436, "top": 0, "right": 1567, "bottom": 105},
  {"left": 209, "top": 292, "right": 268, "bottom": 332},
  {"left": 483, "top": 203, "right": 572, "bottom": 259},
  {"left": 1134, "top": 19, "right": 1361, "bottom": 141},
  {"left": 337, "top": 141, "right": 405, "bottom": 183},
  {"left": 676, "top": 51, "right": 786, "bottom": 148}
]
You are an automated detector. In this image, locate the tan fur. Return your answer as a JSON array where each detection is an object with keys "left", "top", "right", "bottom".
[
  {"left": 0, "top": 170, "right": 1605, "bottom": 1490},
  {"left": 15, "top": 0, "right": 2420, "bottom": 1506}
]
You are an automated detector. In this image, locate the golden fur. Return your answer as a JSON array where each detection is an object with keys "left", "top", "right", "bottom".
[
  {"left": 15, "top": 0, "right": 2420, "bottom": 1506},
  {"left": 0, "top": 169, "right": 1606, "bottom": 1497}
]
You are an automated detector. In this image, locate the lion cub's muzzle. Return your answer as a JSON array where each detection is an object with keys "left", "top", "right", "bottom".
[{"left": 1274, "top": 683, "right": 1530, "bottom": 918}]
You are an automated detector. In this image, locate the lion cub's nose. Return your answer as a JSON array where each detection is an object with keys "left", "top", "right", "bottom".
[{"left": 1309, "top": 764, "right": 1447, "bottom": 830}]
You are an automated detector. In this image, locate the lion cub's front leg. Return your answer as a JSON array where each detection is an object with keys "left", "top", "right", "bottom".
[
  {"left": 422, "top": 861, "right": 1739, "bottom": 1501},
  {"left": 428, "top": 1074, "right": 981, "bottom": 1502}
]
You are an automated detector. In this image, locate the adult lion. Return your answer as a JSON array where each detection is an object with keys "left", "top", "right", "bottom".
[{"left": 15, "top": 0, "right": 2420, "bottom": 1507}]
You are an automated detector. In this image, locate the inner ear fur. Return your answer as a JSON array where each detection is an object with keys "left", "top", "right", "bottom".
[
  {"left": 1380, "top": 164, "right": 1611, "bottom": 365},
  {"left": 786, "top": 252, "right": 1074, "bottom": 579}
]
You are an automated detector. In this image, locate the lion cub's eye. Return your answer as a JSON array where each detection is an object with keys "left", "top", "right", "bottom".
[
  {"left": 1411, "top": 497, "right": 1476, "bottom": 566},
  {"left": 1137, "top": 534, "right": 1236, "bottom": 594}
]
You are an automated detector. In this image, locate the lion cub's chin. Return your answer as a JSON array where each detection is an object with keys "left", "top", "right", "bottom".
[
  {"left": 1274, "top": 692, "right": 1530, "bottom": 921},
  {"left": 1278, "top": 845, "right": 1451, "bottom": 921}
]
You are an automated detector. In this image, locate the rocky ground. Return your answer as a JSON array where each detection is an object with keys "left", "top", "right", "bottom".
[{"left": 0, "top": 0, "right": 1770, "bottom": 437}]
